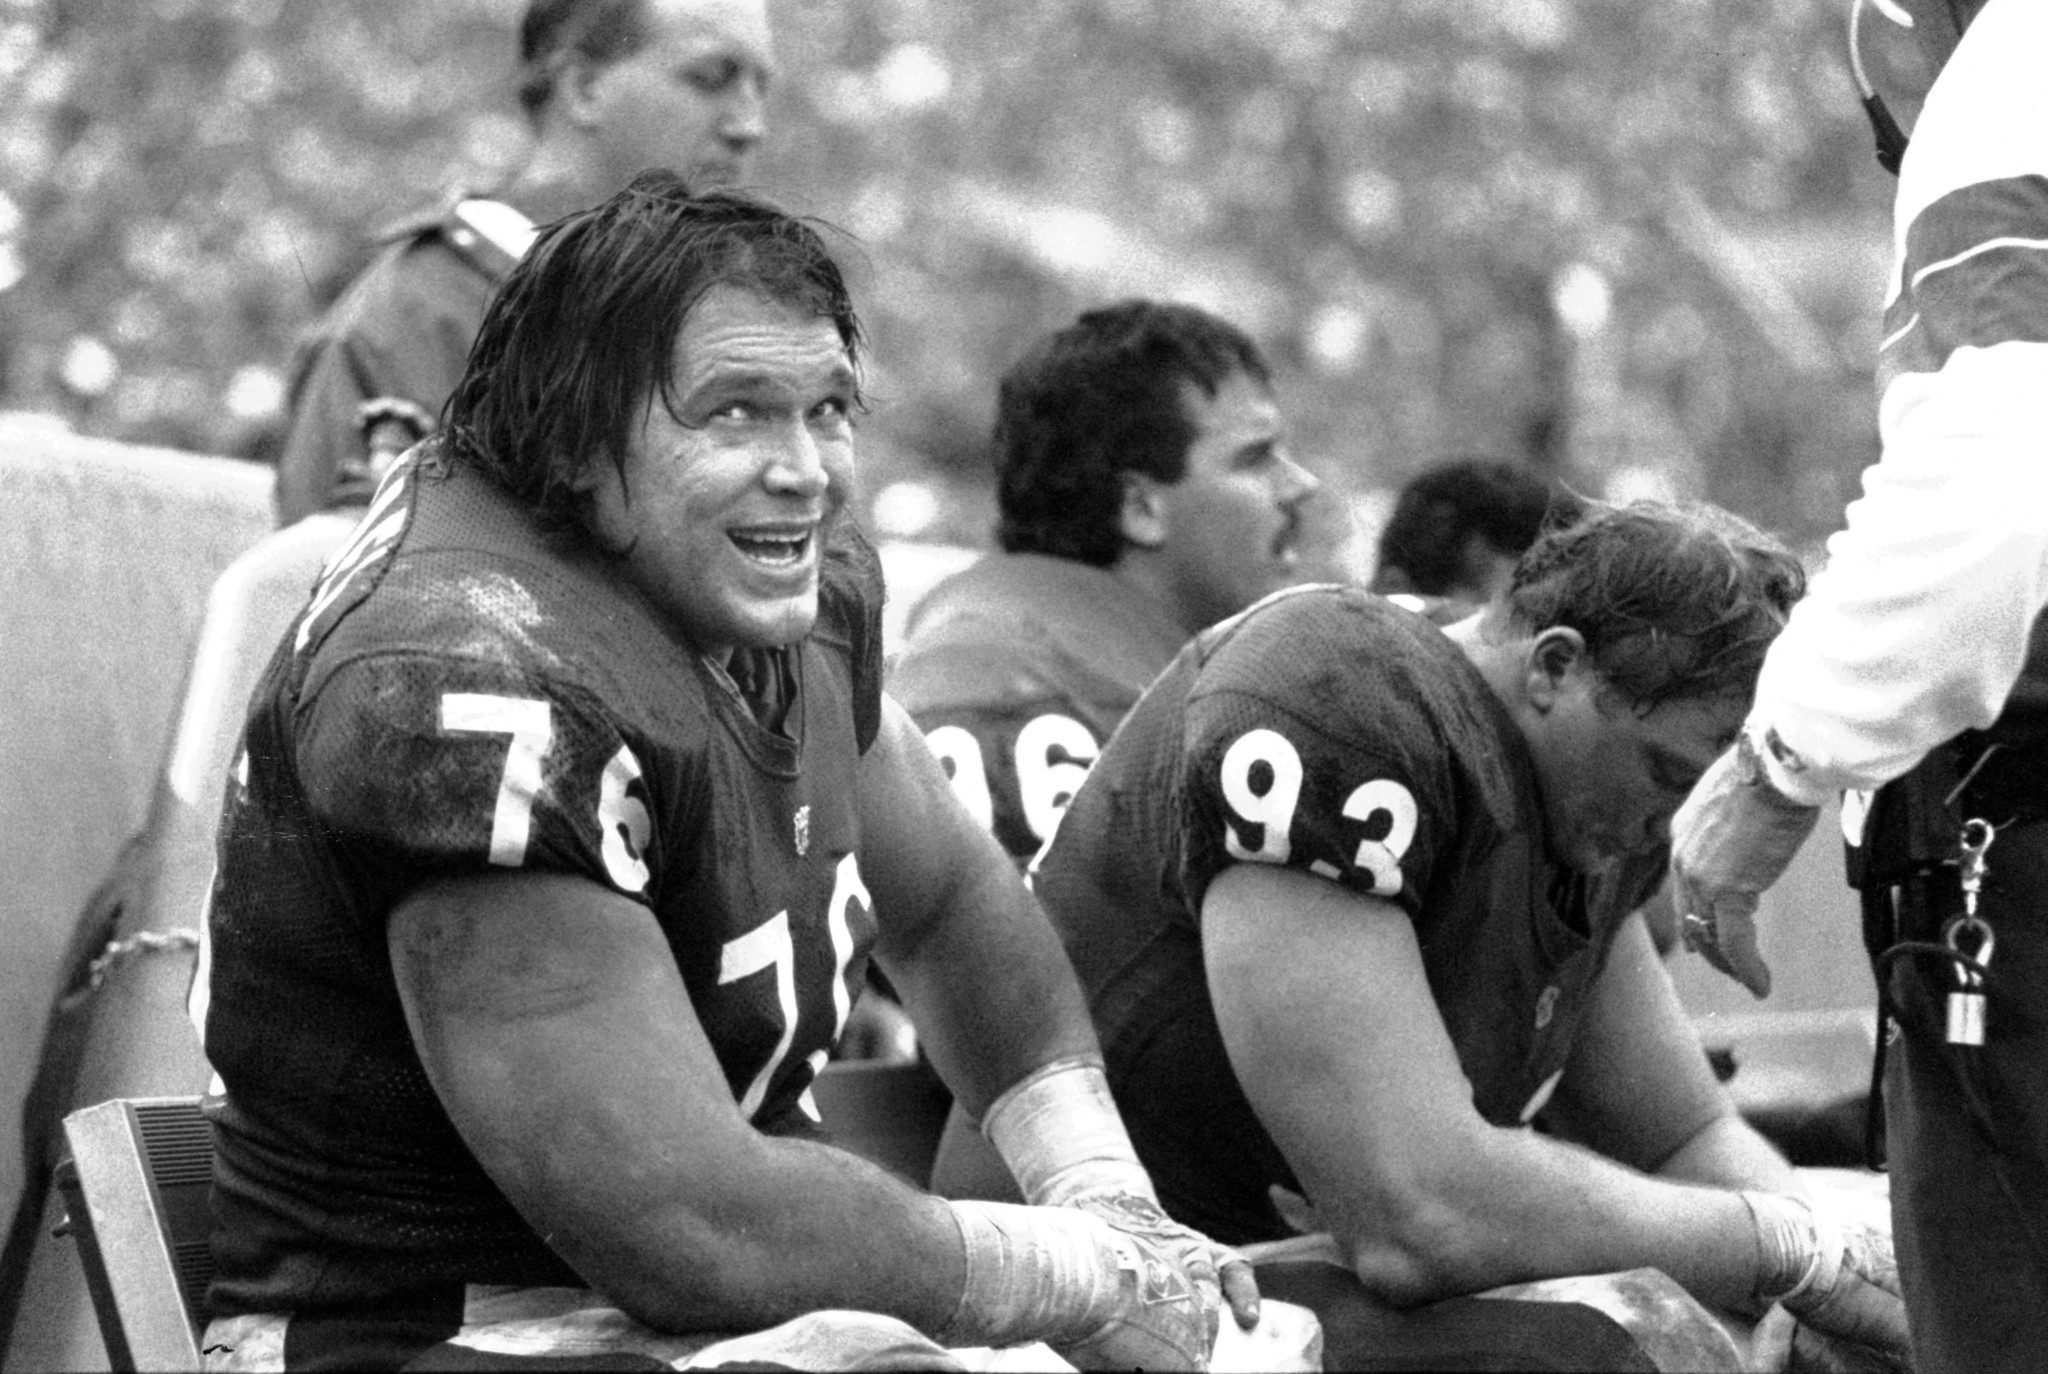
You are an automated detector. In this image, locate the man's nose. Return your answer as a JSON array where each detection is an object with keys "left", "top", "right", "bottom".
[
  {"left": 721, "top": 76, "right": 767, "bottom": 148},
  {"left": 764, "top": 423, "right": 829, "bottom": 495},
  {"left": 1276, "top": 452, "right": 1321, "bottom": 506}
]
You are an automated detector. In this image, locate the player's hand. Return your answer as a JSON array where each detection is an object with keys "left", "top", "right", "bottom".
[
  {"left": 1067, "top": 1187, "right": 1260, "bottom": 1343},
  {"left": 1752, "top": 1305, "right": 1912, "bottom": 1373},
  {"left": 1745, "top": 1192, "right": 1910, "bottom": 1369},
  {"left": 1668, "top": 744, "right": 1820, "bottom": 997},
  {"left": 1055, "top": 1219, "right": 1210, "bottom": 1372},
  {"left": 945, "top": 1198, "right": 1209, "bottom": 1370}
]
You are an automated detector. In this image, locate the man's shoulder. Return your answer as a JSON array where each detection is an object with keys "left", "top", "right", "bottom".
[
  {"left": 1192, "top": 584, "right": 1475, "bottom": 720},
  {"left": 1182, "top": 584, "right": 1527, "bottom": 840},
  {"left": 307, "top": 200, "right": 523, "bottom": 345},
  {"left": 285, "top": 513, "right": 719, "bottom": 883},
  {"left": 895, "top": 553, "right": 1187, "bottom": 712},
  {"left": 304, "top": 467, "right": 714, "bottom": 750},
  {"left": 904, "top": 552, "right": 1119, "bottom": 636}
]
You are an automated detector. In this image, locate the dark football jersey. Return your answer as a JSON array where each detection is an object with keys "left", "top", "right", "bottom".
[
  {"left": 891, "top": 553, "right": 1190, "bottom": 862},
  {"left": 1031, "top": 585, "right": 1664, "bottom": 1245},
  {"left": 198, "top": 448, "right": 886, "bottom": 1315}
]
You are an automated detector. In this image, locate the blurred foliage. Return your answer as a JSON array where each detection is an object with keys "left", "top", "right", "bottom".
[{"left": 0, "top": 0, "right": 1895, "bottom": 555}]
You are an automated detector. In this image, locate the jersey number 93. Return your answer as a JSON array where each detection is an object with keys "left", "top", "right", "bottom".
[{"left": 1219, "top": 727, "right": 1418, "bottom": 897}]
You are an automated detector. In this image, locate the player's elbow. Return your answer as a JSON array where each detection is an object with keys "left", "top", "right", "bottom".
[{"left": 1329, "top": 1171, "right": 1505, "bottom": 1307}]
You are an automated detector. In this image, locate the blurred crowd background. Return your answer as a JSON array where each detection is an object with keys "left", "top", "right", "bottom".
[{"left": 0, "top": 0, "right": 1894, "bottom": 561}]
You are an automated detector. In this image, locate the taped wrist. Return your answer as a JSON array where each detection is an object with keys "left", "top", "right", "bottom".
[
  {"left": 981, "top": 1056, "right": 1152, "bottom": 1207},
  {"left": 1744, "top": 1191, "right": 1844, "bottom": 1310},
  {"left": 937, "top": 1199, "right": 1127, "bottom": 1349}
]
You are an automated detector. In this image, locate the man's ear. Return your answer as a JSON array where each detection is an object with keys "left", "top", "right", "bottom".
[
  {"left": 1117, "top": 472, "right": 1168, "bottom": 550},
  {"left": 568, "top": 456, "right": 606, "bottom": 495},
  {"left": 1521, "top": 627, "right": 1588, "bottom": 713}
]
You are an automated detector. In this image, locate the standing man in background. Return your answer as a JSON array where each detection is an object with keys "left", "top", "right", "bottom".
[
  {"left": 273, "top": 0, "right": 773, "bottom": 525},
  {"left": 1671, "top": 0, "right": 2048, "bottom": 1366}
]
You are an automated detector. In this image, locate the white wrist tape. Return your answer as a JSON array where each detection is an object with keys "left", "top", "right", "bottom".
[
  {"left": 1743, "top": 1191, "right": 1844, "bottom": 1308},
  {"left": 938, "top": 1199, "right": 1127, "bottom": 1349},
  {"left": 981, "top": 1056, "right": 1152, "bottom": 1206}
]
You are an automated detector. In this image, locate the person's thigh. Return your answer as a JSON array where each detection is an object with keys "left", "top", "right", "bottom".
[{"left": 1885, "top": 817, "right": 2048, "bottom": 1373}]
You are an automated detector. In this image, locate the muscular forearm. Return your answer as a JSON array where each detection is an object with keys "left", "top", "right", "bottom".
[
  {"left": 534, "top": 1127, "right": 970, "bottom": 1334},
  {"left": 539, "top": 1117, "right": 1207, "bottom": 1365},
  {"left": 860, "top": 696, "right": 1100, "bottom": 1118},
  {"left": 1329, "top": 1122, "right": 1765, "bottom": 1313},
  {"left": 393, "top": 870, "right": 973, "bottom": 1341},
  {"left": 1652, "top": 1111, "right": 1800, "bottom": 1196},
  {"left": 876, "top": 863, "right": 1099, "bottom": 1119}
]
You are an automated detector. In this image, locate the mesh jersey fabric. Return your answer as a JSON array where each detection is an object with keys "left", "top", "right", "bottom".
[
  {"left": 1031, "top": 585, "right": 1665, "bottom": 1245},
  {"left": 200, "top": 446, "right": 887, "bottom": 1318},
  {"left": 890, "top": 552, "right": 1192, "bottom": 862}
]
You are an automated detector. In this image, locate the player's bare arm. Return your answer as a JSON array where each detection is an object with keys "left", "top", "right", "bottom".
[
  {"left": 1201, "top": 861, "right": 1768, "bottom": 1311},
  {"left": 388, "top": 867, "right": 972, "bottom": 1336},
  {"left": 389, "top": 864, "right": 1223, "bottom": 1369},
  {"left": 1541, "top": 911, "right": 1801, "bottom": 1195},
  {"left": 854, "top": 694, "right": 1099, "bottom": 1116},
  {"left": 856, "top": 692, "right": 1262, "bottom": 1338}
]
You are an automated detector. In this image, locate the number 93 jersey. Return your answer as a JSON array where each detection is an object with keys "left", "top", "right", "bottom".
[
  {"left": 1032, "top": 584, "right": 1665, "bottom": 1245},
  {"left": 199, "top": 452, "right": 886, "bottom": 1315}
]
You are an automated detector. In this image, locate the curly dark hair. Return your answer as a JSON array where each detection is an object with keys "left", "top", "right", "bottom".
[
  {"left": 438, "top": 171, "right": 862, "bottom": 534},
  {"left": 1504, "top": 500, "right": 1806, "bottom": 710},
  {"left": 994, "top": 300, "right": 1271, "bottom": 566},
  {"left": 518, "top": 0, "right": 650, "bottom": 124},
  {"left": 1377, "top": 457, "right": 1585, "bottom": 597}
]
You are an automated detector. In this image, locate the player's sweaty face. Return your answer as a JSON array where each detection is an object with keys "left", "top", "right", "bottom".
[
  {"left": 1153, "top": 372, "right": 1321, "bottom": 632},
  {"left": 586, "top": 0, "right": 774, "bottom": 192},
  {"left": 584, "top": 284, "right": 855, "bottom": 662},
  {"left": 1531, "top": 667, "right": 1744, "bottom": 875}
]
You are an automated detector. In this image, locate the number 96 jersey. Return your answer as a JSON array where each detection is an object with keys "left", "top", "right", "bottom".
[
  {"left": 199, "top": 454, "right": 886, "bottom": 1316},
  {"left": 1032, "top": 584, "right": 1664, "bottom": 1245},
  {"left": 892, "top": 552, "right": 1196, "bottom": 863}
]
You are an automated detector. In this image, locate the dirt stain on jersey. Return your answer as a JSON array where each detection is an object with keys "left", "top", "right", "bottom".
[{"left": 447, "top": 572, "right": 561, "bottom": 668}]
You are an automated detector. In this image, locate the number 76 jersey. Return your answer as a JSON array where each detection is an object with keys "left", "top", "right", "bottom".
[{"left": 198, "top": 455, "right": 885, "bottom": 1313}]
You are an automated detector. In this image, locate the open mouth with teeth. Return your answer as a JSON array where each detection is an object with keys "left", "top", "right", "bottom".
[{"left": 730, "top": 527, "right": 814, "bottom": 567}]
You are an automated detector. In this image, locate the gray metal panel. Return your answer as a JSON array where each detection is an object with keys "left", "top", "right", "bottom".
[{"left": 61, "top": 1098, "right": 208, "bottom": 1372}]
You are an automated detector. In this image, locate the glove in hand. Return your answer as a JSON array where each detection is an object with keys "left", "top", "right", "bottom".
[
  {"left": 1066, "top": 1188, "right": 1258, "bottom": 1347},
  {"left": 1055, "top": 1220, "right": 1209, "bottom": 1372}
]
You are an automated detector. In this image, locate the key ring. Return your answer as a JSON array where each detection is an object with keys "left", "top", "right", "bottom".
[{"left": 1946, "top": 913, "right": 1994, "bottom": 970}]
